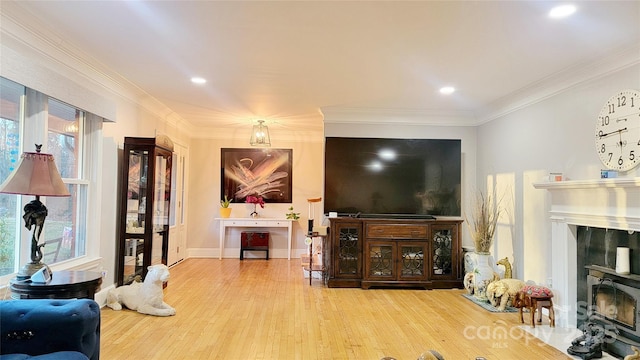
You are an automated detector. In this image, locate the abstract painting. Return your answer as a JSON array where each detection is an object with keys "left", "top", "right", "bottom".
[{"left": 221, "top": 148, "right": 292, "bottom": 203}]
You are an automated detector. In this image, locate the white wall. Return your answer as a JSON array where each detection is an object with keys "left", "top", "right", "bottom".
[
  {"left": 476, "top": 63, "right": 640, "bottom": 284},
  {"left": 186, "top": 131, "right": 324, "bottom": 258}
]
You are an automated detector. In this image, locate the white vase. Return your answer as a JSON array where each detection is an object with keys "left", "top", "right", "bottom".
[{"left": 473, "top": 253, "right": 494, "bottom": 301}]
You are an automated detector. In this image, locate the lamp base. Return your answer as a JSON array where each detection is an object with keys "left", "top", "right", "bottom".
[{"left": 16, "top": 261, "right": 47, "bottom": 280}]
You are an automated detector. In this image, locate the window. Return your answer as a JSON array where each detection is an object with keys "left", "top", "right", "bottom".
[
  {"left": 0, "top": 78, "right": 24, "bottom": 276},
  {"left": 0, "top": 77, "right": 98, "bottom": 279},
  {"left": 43, "top": 98, "right": 88, "bottom": 264}
]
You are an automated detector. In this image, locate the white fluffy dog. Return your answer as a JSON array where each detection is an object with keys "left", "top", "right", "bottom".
[
  {"left": 106, "top": 264, "right": 176, "bottom": 316},
  {"left": 486, "top": 278, "right": 525, "bottom": 311}
]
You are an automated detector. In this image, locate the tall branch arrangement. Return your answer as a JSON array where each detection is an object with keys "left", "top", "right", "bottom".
[{"left": 468, "top": 190, "right": 501, "bottom": 254}]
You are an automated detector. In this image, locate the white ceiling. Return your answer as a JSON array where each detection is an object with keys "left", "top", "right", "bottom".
[{"left": 3, "top": 1, "right": 640, "bottom": 129}]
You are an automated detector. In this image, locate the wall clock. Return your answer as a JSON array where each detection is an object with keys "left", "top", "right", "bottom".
[{"left": 595, "top": 89, "right": 640, "bottom": 171}]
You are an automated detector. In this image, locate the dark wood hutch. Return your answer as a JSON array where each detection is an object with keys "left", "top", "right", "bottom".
[{"left": 115, "top": 136, "right": 173, "bottom": 286}]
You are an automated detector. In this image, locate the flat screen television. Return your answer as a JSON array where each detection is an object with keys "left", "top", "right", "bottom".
[{"left": 324, "top": 137, "right": 461, "bottom": 218}]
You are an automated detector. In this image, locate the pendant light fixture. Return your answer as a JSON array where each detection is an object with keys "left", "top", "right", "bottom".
[{"left": 250, "top": 120, "right": 271, "bottom": 147}]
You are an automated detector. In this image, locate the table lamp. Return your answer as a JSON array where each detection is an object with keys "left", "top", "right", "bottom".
[{"left": 0, "top": 145, "right": 70, "bottom": 279}]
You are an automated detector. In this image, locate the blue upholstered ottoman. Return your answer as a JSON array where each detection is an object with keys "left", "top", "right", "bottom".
[{"left": 0, "top": 299, "right": 100, "bottom": 360}]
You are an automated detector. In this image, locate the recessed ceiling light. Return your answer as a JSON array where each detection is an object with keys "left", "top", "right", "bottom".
[
  {"left": 549, "top": 4, "right": 576, "bottom": 19},
  {"left": 439, "top": 86, "right": 455, "bottom": 95},
  {"left": 191, "top": 77, "right": 207, "bottom": 84}
]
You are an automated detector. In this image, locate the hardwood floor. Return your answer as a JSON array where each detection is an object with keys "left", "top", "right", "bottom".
[{"left": 100, "top": 258, "right": 571, "bottom": 359}]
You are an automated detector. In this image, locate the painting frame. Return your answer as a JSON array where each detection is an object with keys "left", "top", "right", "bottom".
[{"left": 221, "top": 148, "right": 293, "bottom": 203}]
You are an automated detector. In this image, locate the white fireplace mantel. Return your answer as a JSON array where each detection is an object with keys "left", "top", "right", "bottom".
[
  {"left": 534, "top": 177, "right": 640, "bottom": 328},
  {"left": 533, "top": 177, "right": 640, "bottom": 190}
]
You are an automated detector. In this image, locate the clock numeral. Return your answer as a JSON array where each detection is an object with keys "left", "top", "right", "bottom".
[
  {"left": 600, "top": 144, "right": 606, "bottom": 153},
  {"left": 608, "top": 152, "right": 613, "bottom": 162},
  {"left": 617, "top": 96, "right": 627, "bottom": 107},
  {"left": 608, "top": 103, "right": 615, "bottom": 114},
  {"left": 630, "top": 150, "right": 636, "bottom": 162},
  {"left": 631, "top": 97, "right": 636, "bottom": 108},
  {"left": 601, "top": 116, "right": 610, "bottom": 127}
]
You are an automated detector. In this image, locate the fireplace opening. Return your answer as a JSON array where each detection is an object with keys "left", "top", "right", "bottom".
[
  {"left": 577, "top": 227, "right": 639, "bottom": 313},
  {"left": 588, "top": 275, "right": 638, "bottom": 334},
  {"left": 576, "top": 226, "right": 640, "bottom": 357}
]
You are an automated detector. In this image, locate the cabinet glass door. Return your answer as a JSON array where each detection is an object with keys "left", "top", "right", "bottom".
[
  {"left": 368, "top": 243, "right": 393, "bottom": 278},
  {"left": 400, "top": 244, "right": 425, "bottom": 278},
  {"left": 122, "top": 238, "right": 144, "bottom": 284},
  {"left": 121, "top": 149, "right": 149, "bottom": 285},
  {"left": 432, "top": 228, "right": 453, "bottom": 276},
  {"left": 125, "top": 150, "right": 148, "bottom": 233},
  {"left": 337, "top": 226, "right": 359, "bottom": 276},
  {"left": 151, "top": 154, "right": 171, "bottom": 265}
]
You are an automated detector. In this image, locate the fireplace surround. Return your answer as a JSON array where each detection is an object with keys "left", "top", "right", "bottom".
[{"left": 535, "top": 178, "right": 640, "bottom": 357}]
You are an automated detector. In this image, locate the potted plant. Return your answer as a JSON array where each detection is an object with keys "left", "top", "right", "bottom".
[
  {"left": 469, "top": 190, "right": 501, "bottom": 254},
  {"left": 285, "top": 206, "right": 300, "bottom": 220},
  {"left": 467, "top": 189, "right": 502, "bottom": 300},
  {"left": 220, "top": 195, "right": 232, "bottom": 218}
]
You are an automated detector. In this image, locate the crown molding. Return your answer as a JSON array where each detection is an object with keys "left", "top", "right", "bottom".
[
  {"left": 320, "top": 43, "right": 640, "bottom": 128},
  {"left": 2, "top": 3, "right": 638, "bottom": 133},
  {"left": 321, "top": 107, "right": 477, "bottom": 127},
  {"left": 1, "top": 7, "right": 132, "bottom": 110},
  {"left": 476, "top": 43, "right": 640, "bottom": 124},
  {"left": 188, "top": 123, "right": 325, "bottom": 142},
  {"left": 1, "top": 5, "right": 192, "bottom": 132}
]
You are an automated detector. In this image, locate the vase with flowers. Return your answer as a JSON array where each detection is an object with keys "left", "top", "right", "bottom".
[
  {"left": 467, "top": 189, "right": 502, "bottom": 300},
  {"left": 246, "top": 195, "right": 265, "bottom": 218}
]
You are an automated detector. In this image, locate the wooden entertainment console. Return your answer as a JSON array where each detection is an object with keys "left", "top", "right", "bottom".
[{"left": 326, "top": 217, "right": 463, "bottom": 289}]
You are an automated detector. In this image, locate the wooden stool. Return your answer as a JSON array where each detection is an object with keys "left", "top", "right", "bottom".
[
  {"left": 517, "top": 294, "right": 555, "bottom": 328},
  {"left": 515, "top": 285, "right": 555, "bottom": 328}
]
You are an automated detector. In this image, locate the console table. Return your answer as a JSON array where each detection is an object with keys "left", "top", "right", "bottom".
[
  {"left": 9, "top": 270, "right": 102, "bottom": 299},
  {"left": 326, "top": 217, "right": 463, "bottom": 289},
  {"left": 216, "top": 218, "right": 294, "bottom": 260}
]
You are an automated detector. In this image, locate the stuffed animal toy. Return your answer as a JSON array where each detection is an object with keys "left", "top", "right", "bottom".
[
  {"left": 464, "top": 271, "right": 501, "bottom": 295},
  {"left": 463, "top": 272, "right": 475, "bottom": 294},
  {"left": 624, "top": 346, "right": 640, "bottom": 360},
  {"left": 106, "top": 264, "right": 176, "bottom": 316},
  {"left": 486, "top": 278, "right": 525, "bottom": 311}
]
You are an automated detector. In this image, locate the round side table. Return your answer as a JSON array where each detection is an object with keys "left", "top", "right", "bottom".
[{"left": 10, "top": 270, "right": 102, "bottom": 299}]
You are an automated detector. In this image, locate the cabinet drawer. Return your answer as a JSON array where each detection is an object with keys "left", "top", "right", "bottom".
[{"left": 365, "top": 224, "right": 427, "bottom": 239}]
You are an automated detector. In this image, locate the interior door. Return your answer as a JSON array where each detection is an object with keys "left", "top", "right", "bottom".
[{"left": 167, "top": 144, "right": 187, "bottom": 266}]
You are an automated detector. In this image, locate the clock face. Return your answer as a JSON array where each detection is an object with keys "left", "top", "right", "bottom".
[{"left": 595, "top": 89, "right": 640, "bottom": 171}]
